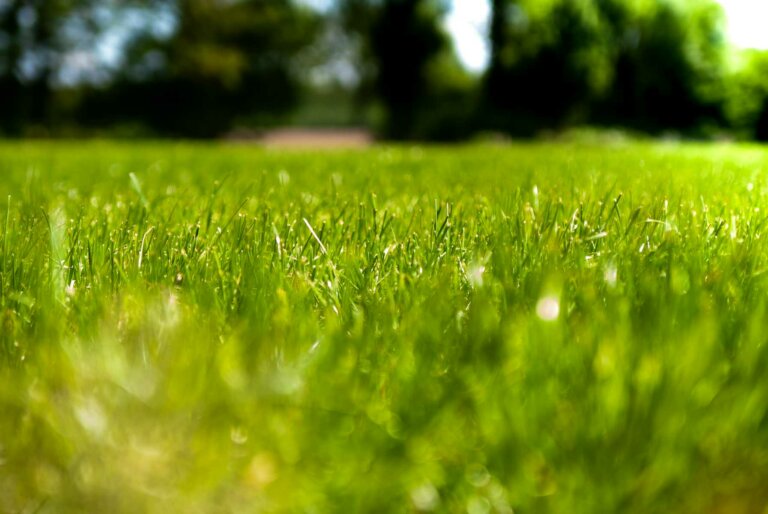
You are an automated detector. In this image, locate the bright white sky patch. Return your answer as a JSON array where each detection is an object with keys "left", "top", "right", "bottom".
[
  {"left": 445, "top": 0, "right": 491, "bottom": 73},
  {"left": 715, "top": 0, "right": 768, "bottom": 50},
  {"left": 536, "top": 295, "right": 560, "bottom": 322}
]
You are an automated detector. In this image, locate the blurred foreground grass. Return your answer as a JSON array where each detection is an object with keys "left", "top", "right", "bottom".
[{"left": 1, "top": 141, "right": 768, "bottom": 513}]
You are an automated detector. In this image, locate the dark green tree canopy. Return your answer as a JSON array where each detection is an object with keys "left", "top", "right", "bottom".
[
  {"left": 485, "top": 0, "right": 726, "bottom": 135},
  {"left": 339, "top": 0, "right": 458, "bottom": 140},
  {"left": 2, "top": 0, "right": 319, "bottom": 137},
  {"left": 0, "top": 0, "right": 94, "bottom": 133},
  {"left": 100, "top": 0, "right": 320, "bottom": 137}
]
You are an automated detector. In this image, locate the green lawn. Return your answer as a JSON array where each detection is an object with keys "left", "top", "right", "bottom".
[{"left": 1, "top": 141, "right": 768, "bottom": 513}]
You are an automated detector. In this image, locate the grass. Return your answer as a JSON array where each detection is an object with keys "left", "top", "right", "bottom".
[{"left": 1, "top": 141, "right": 768, "bottom": 513}]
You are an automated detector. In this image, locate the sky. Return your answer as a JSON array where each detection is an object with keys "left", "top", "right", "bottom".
[
  {"left": 446, "top": 0, "right": 768, "bottom": 73},
  {"left": 445, "top": 0, "right": 491, "bottom": 73}
]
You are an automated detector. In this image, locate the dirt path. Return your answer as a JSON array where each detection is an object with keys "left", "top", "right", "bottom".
[{"left": 248, "top": 128, "right": 374, "bottom": 148}]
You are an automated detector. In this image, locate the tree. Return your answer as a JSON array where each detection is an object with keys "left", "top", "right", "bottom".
[
  {"left": 724, "top": 50, "right": 768, "bottom": 141},
  {"left": 757, "top": 100, "right": 768, "bottom": 142},
  {"left": 0, "top": 0, "right": 85, "bottom": 135},
  {"left": 594, "top": 0, "right": 725, "bottom": 131},
  {"left": 81, "top": 0, "right": 319, "bottom": 137},
  {"left": 484, "top": 0, "right": 613, "bottom": 135},
  {"left": 483, "top": 0, "right": 726, "bottom": 136},
  {"left": 339, "top": 0, "right": 454, "bottom": 140},
  {"left": 0, "top": 1, "right": 23, "bottom": 134}
]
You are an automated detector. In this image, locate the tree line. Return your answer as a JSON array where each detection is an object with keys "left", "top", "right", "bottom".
[{"left": 1, "top": 0, "right": 768, "bottom": 140}]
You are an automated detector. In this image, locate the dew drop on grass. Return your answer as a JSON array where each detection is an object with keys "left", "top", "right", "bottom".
[
  {"left": 536, "top": 296, "right": 560, "bottom": 321},
  {"left": 467, "top": 264, "right": 486, "bottom": 288},
  {"left": 411, "top": 482, "right": 439, "bottom": 511},
  {"left": 74, "top": 398, "right": 107, "bottom": 438},
  {"left": 230, "top": 426, "right": 248, "bottom": 445}
]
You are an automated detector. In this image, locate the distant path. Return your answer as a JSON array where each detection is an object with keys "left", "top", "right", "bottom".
[{"left": 229, "top": 128, "right": 374, "bottom": 148}]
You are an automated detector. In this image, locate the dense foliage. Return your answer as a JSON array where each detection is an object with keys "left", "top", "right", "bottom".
[
  {"left": 486, "top": 0, "right": 726, "bottom": 134},
  {"left": 80, "top": 0, "right": 319, "bottom": 137},
  {"left": 2, "top": 0, "right": 768, "bottom": 139},
  {"left": 0, "top": 0, "right": 319, "bottom": 137},
  {"left": 339, "top": 0, "right": 474, "bottom": 140},
  {"left": 2, "top": 142, "right": 768, "bottom": 512}
]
